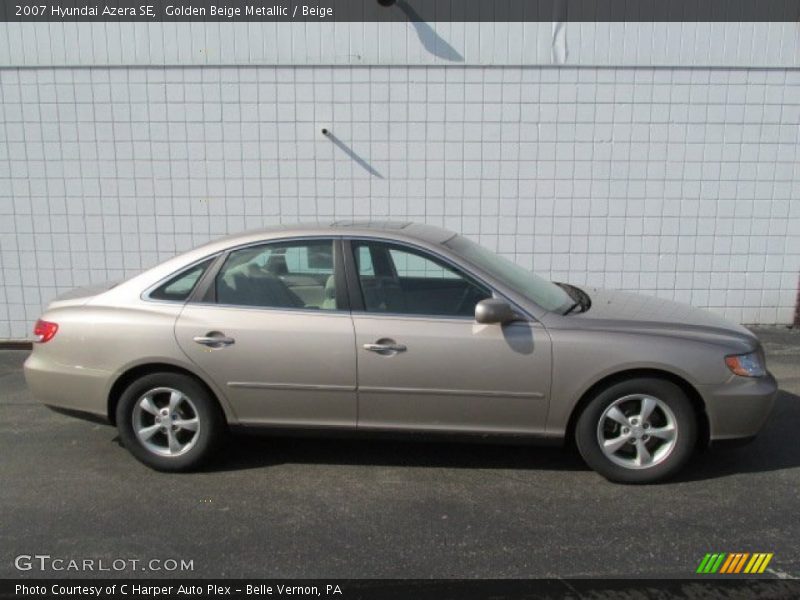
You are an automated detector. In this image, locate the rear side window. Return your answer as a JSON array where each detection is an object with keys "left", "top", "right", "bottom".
[
  {"left": 215, "top": 240, "right": 338, "bottom": 310},
  {"left": 149, "top": 258, "right": 213, "bottom": 302}
]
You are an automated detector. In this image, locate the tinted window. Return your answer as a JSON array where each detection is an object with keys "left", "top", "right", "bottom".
[
  {"left": 354, "top": 242, "right": 490, "bottom": 317},
  {"left": 149, "top": 259, "right": 213, "bottom": 302},
  {"left": 355, "top": 246, "right": 375, "bottom": 276},
  {"left": 389, "top": 249, "right": 460, "bottom": 280},
  {"left": 216, "top": 240, "right": 337, "bottom": 310}
]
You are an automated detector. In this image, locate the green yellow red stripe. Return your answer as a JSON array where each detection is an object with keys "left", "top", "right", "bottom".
[
  {"left": 710, "top": 553, "right": 726, "bottom": 573},
  {"left": 697, "top": 552, "right": 774, "bottom": 575},
  {"left": 744, "top": 554, "right": 760, "bottom": 573},
  {"left": 734, "top": 553, "right": 749, "bottom": 573},
  {"left": 759, "top": 553, "right": 774, "bottom": 573},
  {"left": 696, "top": 554, "right": 712, "bottom": 574},
  {"left": 719, "top": 554, "right": 736, "bottom": 573}
]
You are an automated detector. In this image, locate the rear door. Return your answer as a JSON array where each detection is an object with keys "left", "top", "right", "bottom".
[
  {"left": 347, "top": 239, "right": 552, "bottom": 434},
  {"left": 174, "top": 238, "right": 357, "bottom": 427}
]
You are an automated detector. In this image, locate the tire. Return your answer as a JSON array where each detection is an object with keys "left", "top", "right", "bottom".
[
  {"left": 116, "top": 372, "right": 224, "bottom": 472},
  {"left": 575, "top": 377, "right": 697, "bottom": 484}
]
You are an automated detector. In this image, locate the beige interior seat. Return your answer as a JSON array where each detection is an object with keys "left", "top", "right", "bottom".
[{"left": 321, "top": 275, "right": 337, "bottom": 310}]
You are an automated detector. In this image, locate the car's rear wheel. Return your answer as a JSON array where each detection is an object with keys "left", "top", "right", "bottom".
[
  {"left": 575, "top": 377, "right": 697, "bottom": 483},
  {"left": 116, "top": 372, "right": 223, "bottom": 471}
]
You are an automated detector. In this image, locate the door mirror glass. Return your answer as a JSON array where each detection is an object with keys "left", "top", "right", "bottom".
[{"left": 475, "top": 298, "right": 516, "bottom": 324}]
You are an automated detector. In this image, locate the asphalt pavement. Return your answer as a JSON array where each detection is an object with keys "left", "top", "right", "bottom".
[{"left": 1, "top": 326, "right": 799, "bottom": 579}]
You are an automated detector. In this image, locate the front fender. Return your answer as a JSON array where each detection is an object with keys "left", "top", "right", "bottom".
[{"left": 545, "top": 329, "right": 728, "bottom": 436}]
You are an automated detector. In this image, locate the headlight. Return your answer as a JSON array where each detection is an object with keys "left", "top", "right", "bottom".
[{"left": 725, "top": 351, "right": 766, "bottom": 377}]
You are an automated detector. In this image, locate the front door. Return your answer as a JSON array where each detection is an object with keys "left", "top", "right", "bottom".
[
  {"left": 175, "top": 238, "right": 357, "bottom": 427},
  {"left": 349, "top": 240, "right": 552, "bottom": 434}
]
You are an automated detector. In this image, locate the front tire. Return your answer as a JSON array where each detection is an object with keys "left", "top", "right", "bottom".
[
  {"left": 116, "top": 372, "right": 224, "bottom": 472},
  {"left": 575, "top": 378, "right": 697, "bottom": 483}
]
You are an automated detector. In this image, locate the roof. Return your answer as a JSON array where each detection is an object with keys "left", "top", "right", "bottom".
[
  {"left": 121, "top": 220, "right": 459, "bottom": 294},
  {"left": 331, "top": 220, "right": 456, "bottom": 244},
  {"left": 331, "top": 220, "right": 411, "bottom": 230},
  {"left": 212, "top": 220, "right": 457, "bottom": 247}
]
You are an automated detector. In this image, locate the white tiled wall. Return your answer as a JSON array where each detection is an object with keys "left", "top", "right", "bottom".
[
  {"left": 1, "top": 65, "right": 799, "bottom": 338},
  {"left": 1, "top": 22, "right": 798, "bottom": 68}
]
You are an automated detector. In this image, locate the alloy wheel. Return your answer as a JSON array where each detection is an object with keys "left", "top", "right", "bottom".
[
  {"left": 596, "top": 393, "right": 678, "bottom": 470},
  {"left": 132, "top": 387, "right": 201, "bottom": 457}
]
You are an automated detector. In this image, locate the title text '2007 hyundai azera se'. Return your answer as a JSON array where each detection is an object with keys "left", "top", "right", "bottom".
[{"left": 24, "top": 222, "right": 777, "bottom": 483}]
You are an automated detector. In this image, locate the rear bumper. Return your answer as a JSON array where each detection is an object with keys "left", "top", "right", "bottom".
[
  {"left": 699, "top": 371, "right": 778, "bottom": 441},
  {"left": 24, "top": 351, "right": 111, "bottom": 421}
]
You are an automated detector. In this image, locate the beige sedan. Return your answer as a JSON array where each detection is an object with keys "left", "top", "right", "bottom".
[{"left": 24, "top": 222, "right": 776, "bottom": 482}]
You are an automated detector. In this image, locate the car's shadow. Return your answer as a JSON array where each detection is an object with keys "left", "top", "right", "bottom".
[
  {"left": 188, "top": 389, "right": 800, "bottom": 481},
  {"left": 205, "top": 432, "right": 588, "bottom": 473}
]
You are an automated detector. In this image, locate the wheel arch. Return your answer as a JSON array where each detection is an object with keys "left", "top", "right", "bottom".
[
  {"left": 565, "top": 368, "right": 710, "bottom": 451},
  {"left": 107, "top": 362, "right": 233, "bottom": 426}
]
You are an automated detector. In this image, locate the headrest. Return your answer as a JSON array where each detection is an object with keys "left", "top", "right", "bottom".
[
  {"left": 266, "top": 254, "right": 288, "bottom": 275},
  {"left": 324, "top": 275, "right": 336, "bottom": 299}
]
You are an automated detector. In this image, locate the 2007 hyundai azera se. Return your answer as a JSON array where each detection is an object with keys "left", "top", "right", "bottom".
[{"left": 25, "top": 221, "right": 777, "bottom": 482}]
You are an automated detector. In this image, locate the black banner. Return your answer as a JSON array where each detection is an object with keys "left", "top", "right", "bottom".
[
  {"left": 3, "top": 579, "right": 800, "bottom": 600},
  {"left": 3, "top": 0, "right": 800, "bottom": 22}
]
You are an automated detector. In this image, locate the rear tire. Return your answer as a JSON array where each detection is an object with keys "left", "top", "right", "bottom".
[
  {"left": 116, "top": 372, "right": 224, "bottom": 472},
  {"left": 575, "top": 378, "right": 697, "bottom": 484}
]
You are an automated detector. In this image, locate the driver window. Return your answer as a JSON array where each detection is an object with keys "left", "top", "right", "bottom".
[{"left": 353, "top": 241, "right": 491, "bottom": 317}]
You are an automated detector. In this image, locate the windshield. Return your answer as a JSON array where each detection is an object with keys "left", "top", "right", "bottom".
[{"left": 444, "top": 235, "right": 573, "bottom": 313}]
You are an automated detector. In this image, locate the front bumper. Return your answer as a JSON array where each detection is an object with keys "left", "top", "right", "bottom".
[
  {"left": 699, "top": 371, "right": 778, "bottom": 441},
  {"left": 24, "top": 351, "right": 111, "bottom": 421}
]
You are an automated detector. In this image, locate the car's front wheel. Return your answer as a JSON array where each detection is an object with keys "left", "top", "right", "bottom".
[
  {"left": 575, "top": 377, "right": 697, "bottom": 483},
  {"left": 116, "top": 372, "right": 224, "bottom": 471}
]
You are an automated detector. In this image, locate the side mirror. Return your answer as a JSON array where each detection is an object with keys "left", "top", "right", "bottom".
[{"left": 475, "top": 298, "right": 516, "bottom": 325}]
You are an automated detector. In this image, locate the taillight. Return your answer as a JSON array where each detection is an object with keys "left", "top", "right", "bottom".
[{"left": 33, "top": 319, "right": 58, "bottom": 343}]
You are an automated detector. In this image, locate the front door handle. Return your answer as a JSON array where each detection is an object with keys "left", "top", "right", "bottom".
[
  {"left": 193, "top": 332, "right": 236, "bottom": 348},
  {"left": 363, "top": 340, "right": 407, "bottom": 354}
]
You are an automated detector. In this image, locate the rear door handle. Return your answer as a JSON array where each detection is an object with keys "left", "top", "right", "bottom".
[{"left": 193, "top": 333, "right": 236, "bottom": 348}]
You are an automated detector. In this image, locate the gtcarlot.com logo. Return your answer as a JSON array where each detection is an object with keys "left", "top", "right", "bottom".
[
  {"left": 14, "top": 554, "right": 194, "bottom": 572},
  {"left": 696, "top": 552, "right": 774, "bottom": 574}
]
